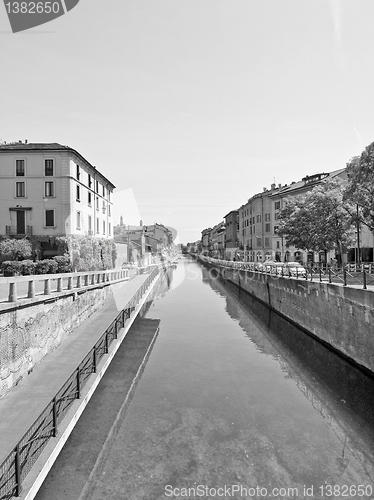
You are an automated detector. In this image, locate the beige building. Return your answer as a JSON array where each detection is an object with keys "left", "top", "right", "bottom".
[{"left": 0, "top": 142, "right": 115, "bottom": 257}]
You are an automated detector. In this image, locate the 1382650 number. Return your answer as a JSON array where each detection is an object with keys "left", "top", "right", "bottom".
[
  {"left": 5, "top": 2, "right": 60, "bottom": 14},
  {"left": 319, "top": 484, "right": 373, "bottom": 497}
]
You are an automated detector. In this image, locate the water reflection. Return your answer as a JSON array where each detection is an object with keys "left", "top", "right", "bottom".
[{"left": 203, "top": 265, "right": 374, "bottom": 482}]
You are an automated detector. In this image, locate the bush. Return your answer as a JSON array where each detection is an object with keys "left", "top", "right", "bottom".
[
  {"left": 20, "top": 260, "right": 36, "bottom": 275},
  {"left": 0, "top": 238, "right": 32, "bottom": 262},
  {"left": 53, "top": 254, "right": 73, "bottom": 273},
  {"left": 1, "top": 261, "right": 22, "bottom": 276},
  {"left": 35, "top": 259, "right": 58, "bottom": 274},
  {"left": 66, "top": 235, "right": 116, "bottom": 271}
]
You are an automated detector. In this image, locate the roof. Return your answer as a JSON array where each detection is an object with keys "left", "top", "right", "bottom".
[
  {"left": 0, "top": 142, "right": 67, "bottom": 150},
  {"left": 270, "top": 168, "right": 346, "bottom": 197},
  {"left": 223, "top": 209, "right": 239, "bottom": 219},
  {"left": 0, "top": 142, "right": 116, "bottom": 189}
]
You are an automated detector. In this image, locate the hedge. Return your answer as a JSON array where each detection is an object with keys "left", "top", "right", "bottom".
[{"left": 1, "top": 261, "right": 22, "bottom": 276}]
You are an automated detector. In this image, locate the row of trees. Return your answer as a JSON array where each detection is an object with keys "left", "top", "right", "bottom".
[{"left": 277, "top": 141, "right": 374, "bottom": 264}]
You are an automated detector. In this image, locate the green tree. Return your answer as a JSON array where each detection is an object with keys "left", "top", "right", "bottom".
[
  {"left": 278, "top": 179, "right": 354, "bottom": 264},
  {"left": 0, "top": 238, "right": 32, "bottom": 262},
  {"left": 344, "top": 143, "right": 374, "bottom": 232}
]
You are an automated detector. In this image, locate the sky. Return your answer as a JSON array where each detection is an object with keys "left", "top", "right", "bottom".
[{"left": 1, "top": 0, "right": 374, "bottom": 243}]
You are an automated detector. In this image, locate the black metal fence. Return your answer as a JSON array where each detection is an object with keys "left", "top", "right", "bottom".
[
  {"left": 200, "top": 256, "right": 374, "bottom": 290},
  {"left": 0, "top": 267, "right": 159, "bottom": 500}
]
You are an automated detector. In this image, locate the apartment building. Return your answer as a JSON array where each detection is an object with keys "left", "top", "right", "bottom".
[
  {"left": 223, "top": 210, "right": 239, "bottom": 260},
  {"left": 0, "top": 142, "right": 115, "bottom": 257},
  {"left": 239, "top": 170, "right": 346, "bottom": 264},
  {"left": 201, "top": 228, "right": 212, "bottom": 255},
  {"left": 210, "top": 221, "right": 225, "bottom": 259}
]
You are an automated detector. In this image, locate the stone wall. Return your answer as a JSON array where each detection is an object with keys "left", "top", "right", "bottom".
[
  {"left": 0, "top": 283, "right": 117, "bottom": 398},
  {"left": 208, "top": 263, "right": 374, "bottom": 375}
]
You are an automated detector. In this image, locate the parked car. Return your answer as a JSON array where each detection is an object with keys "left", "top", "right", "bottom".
[
  {"left": 263, "top": 260, "right": 278, "bottom": 274},
  {"left": 273, "top": 262, "right": 287, "bottom": 275},
  {"left": 285, "top": 262, "right": 307, "bottom": 278}
]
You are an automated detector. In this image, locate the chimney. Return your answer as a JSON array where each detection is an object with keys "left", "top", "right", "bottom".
[
  {"left": 263, "top": 187, "right": 267, "bottom": 192},
  {"left": 278, "top": 183, "right": 281, "bottom": 188},
  {"left": 271, "top": 183, "right": 276, "bottom": 190},
  {"left": 25, "top": 139, "right": 28, "bottom": 144},
  {"left": 19, "top": 140, "right": 22, "bottom": 143}
]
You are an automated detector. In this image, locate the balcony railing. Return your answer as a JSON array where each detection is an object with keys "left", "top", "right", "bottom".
[{"left": 5, "top": 226, "right": 33, "bottom": 236}]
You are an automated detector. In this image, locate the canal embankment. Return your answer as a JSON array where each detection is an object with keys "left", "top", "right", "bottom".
[
  {"left": 199, "top": 256, "right": 374, "bottom": 375},
  {"left": 0, "top": 267, "right": 162, "bottom": 500},
  {"left": 0, "top": 268, "right": 130, "bottom": 397}
]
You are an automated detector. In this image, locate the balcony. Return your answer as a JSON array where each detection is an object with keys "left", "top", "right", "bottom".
[{"left": 6, "top": 225, "right": 33, "bottom": 236}]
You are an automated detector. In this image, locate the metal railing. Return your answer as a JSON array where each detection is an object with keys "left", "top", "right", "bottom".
[
  {"left": 5, "top": 226, "right": 33, "bottom": 236},
  {"left": 306, "top": 265, "right": 374, "bottom": 290},
  {"left": 0, "top": 267, "right": 159, "bottom": 499},
  {"left": 1, "top": 269, "right": 129, "bottom": 304},
  {"left": 199, "top": 256, "right": 374, "bottom": 290}
]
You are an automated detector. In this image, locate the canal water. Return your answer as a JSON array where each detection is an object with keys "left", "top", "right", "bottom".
[
  {"left": 36, "top": 257, "right": 374, "bottom": 500},
  {"left": 81, "top": 257, "right": 374, "bottom": 500}
]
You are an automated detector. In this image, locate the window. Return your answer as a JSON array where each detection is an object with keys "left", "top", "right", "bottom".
[
  {"left": 45, "top": 159, "right": 54, "bottom": 176},
  {"left": 16, "top": 160, "right": 25, "bottom": 176},
  {"left": 275, "top": 213, "right": 280, "bottom": 220},
  {"left": 96, "top": 180, "right": 99, "bottom": 193},
  {"left": 276, "top": 241, "right": 280, "bottom": 249},
  {"left": 274, "top": 225, "right": 279, "bottom": 234},
  {"left": 88, "top": 215, "right": 92, "bottom": 233},
  {"left": 256, "top": 215, "right": 261, "bottom": 223},
  {"left": 108, "top": 222, "right": 111, "bottom": 236},
  {"left": 265, "top": 213, "right": 271, "bottom": 222},
  {"left": 45, "top": 210, "right": 54, "bottom": 227},
  {"left": 108, "top": 204, "right": 111, "bottom": 216},
  {"left": 265, "top": 237, "right": 270, "bottom": 247},
  {"left": 88, "top": 174, "right": 92, "bottom": 188},
  {"left": 103, "top": 221, "right": 106, "bottom": 234},
  {"left": 45, "top": 181, "right": 54, "bottom": 197},
  {"left": 256, "top": 237, "right": 262, "bottom": 247},
  {"left": 76, "top": 164, "right": 80, "bottom": 180},
  {"left": 76, "top": 211, "right": 81, "bottom": 229},
  {"left": 265, "top": 223, "right": 271, "bottom": 232},
  {"left": 76, "top": 184, "right": 80, "bottom": 201},
  {"left": 102, "top": 185, "right": 105, "bottom": 197},
  {"left": 96, "top": 218, "right": 100, "bottom": 233},
  {"left": 96, "top": 197, "right": 99, "bottom": 210},
  {"left": 16, "top": 182, "right": 25, "bottom": 197},
  {"left": 107, "top": 190, "right": 110, "bottom": 201},
  {"left": 88, "top": 192, "right": 92, "bottom": 206},
  {"left": 274, "top": 201, "right": 281, "bottom": 210}
]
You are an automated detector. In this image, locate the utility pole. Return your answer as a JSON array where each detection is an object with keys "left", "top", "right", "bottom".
[
  {"left": 356, "top": 204, "right": 361, "bottom": 265},
  {"left": 127, "top": 225, "right": 130, "bottom": 263}
]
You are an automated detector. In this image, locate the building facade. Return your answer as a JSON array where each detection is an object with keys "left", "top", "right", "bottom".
[
  {"left": 210, "top": 221, "right": 225, "bottom": 259},
  {"left": 201, "top": 228, "right": 212, "bottom": 255},
  {"left": 224, "top": 210, "right": 239, "bottom": 260},
  {"left": 0, "top": 142, "right": 115, "bottom": 257},
  {"left": 239, "top": 170, "right": 348, "bottom": 264}
]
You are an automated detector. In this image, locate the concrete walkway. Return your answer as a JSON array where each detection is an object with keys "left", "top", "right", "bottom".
[
  {"left": 34, "top": 317, "right": 160, "bottom": 500},
  {"left": 0, "top": 273, "right": 153, "bottom": 468}
]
